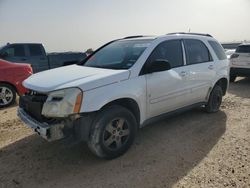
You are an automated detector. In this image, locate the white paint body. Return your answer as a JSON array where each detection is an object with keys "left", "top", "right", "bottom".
[
  {"left": 230, "top": 45, "right": 250, "bottom": 69},
  {"left": 23, "top": 34, "right": 229, "bottom": 125}
]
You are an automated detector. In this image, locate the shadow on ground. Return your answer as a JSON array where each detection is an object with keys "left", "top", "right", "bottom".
[
  {"left": 228, "top": 77, "right": 250, "bottom": 98},
  {"left": 0, "top": 102, "right": 17, "bottom": 111},
  {"left": 0, "top": 109, "right": 227, "bottom": 188}
]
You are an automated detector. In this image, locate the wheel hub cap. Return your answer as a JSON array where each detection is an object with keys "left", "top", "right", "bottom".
[
  {"left": 0, "top": 93, "right": 4, "bottom": 99},
  {"left": 103, "top": 118, "right": 130, "bottom": 150},
  {"left": 0, "top": 87, "right": 13, "bottom": 106}
]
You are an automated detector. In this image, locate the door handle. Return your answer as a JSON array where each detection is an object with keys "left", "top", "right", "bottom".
[
  {"left": 21, "top": 58, "right": 27, "bottom": 61},
  {"left": 208, "top": 65, "right": 214, "bottom": 70},
  {"left": 180, "top": 71, "right": 187, "bottom": 77}
]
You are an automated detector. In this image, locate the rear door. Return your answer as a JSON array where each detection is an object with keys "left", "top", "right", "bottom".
[
  {"left": 1, "top": 44, "right": 28, "bottom": 64},
  {"left": 27, "top": 44, "right": 49, "bottom": 73},
  {"left": 183, "top": 39, "right": 215, "bottom": 103}
]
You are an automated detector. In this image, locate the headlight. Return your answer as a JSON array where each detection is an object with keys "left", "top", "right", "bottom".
[{"left": 42, "top": 88, "right": 83, "bottom": 117}]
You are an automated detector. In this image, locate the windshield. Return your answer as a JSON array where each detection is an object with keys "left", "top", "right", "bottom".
[{"left": 84, "top": 39, "right": 152, "bottom": 69}]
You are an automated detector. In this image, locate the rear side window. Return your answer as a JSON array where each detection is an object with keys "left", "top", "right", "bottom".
[
  {"left": 29, "top": 44, "right": 44, "bottom": 56},
  {"left": 4, "top": 45, "right": 25, "bottom": 57},
  {"left": 184, "top": 39, "right": 212, "bottom": 65},
  {"left": 236, "top": 45, "right": 250, "bottom": 53},
  {"left": 208, "top": 41, "right": 227, "bottom": 60},
  {"left": 148, "top": 40, "right": 183, "bottom": 68}
]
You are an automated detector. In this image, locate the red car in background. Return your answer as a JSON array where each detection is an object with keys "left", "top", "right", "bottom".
[{"left": 0, "top": 59, "right": 32, "bottom": 107}]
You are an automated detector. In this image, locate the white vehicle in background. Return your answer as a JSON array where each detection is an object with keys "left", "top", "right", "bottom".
[
  {"left": 230, "top": 44, "right": 250, "bottom": 82},
  {"left": 18, "top": 33, "right": 229, "bottom": 159},
  {"left": 225, "top": 49, "right": 235, "bottom": 59}
]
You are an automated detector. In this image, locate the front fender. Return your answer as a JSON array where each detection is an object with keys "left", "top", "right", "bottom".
[{"left": 80, "top": 77, "right": 147, "bottom": 124}]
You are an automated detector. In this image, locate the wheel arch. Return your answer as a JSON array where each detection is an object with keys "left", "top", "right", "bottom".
[
  {"left": 0, "top": 81, "right": 18, "bottom": 94},
  {"left": 214, "top": 77, "right": 228, "bottom": 96},
  {"left": 100, "top": 98, "right": 141, "bottom": 127}
]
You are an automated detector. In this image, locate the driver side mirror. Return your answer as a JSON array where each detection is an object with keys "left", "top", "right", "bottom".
[{"left": 147, "top": 59, "right": 171, "bottom": 73}]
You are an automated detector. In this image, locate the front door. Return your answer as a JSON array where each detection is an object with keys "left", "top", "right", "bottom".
[{"left": 144, "top": 39, "right": 190, "bottom": 119}]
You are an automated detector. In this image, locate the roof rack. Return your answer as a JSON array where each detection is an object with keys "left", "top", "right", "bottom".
[
  {"left": 123, "top": 35, "right": 148, "bottom": 39},
  {"left": 167, "top": 32, "right": 213, "bottom": 37}
]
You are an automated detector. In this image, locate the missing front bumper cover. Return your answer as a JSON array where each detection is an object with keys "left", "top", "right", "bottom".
[{"left": 17, "top": 108, "right": 65, "bottom": 141}]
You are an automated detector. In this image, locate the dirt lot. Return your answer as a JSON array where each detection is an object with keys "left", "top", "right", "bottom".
[{"left": 0, "top": 78, "right": 249, "bottom": 188}]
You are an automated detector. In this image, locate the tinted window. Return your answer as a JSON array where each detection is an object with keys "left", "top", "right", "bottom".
[
  {"left": 29, "top": 44, "right": 43, "bottom": 56},
  {"left": 4, "top": 45, "right": 25, "bottom": 57},
  {"left": 236, "top": 45, "right": 250, "bottom": 53},
  {"left": 184, "top": 39, "right": 211, "bottom": 65},
  {"left": 209, "top": 41, "right": 227, "bottom": 60},
  {"left": 148, "top": 40, "right": 183, "bottom": 68}
]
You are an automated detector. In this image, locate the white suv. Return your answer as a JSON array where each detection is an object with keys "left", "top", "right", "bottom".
[
  {"left": 18, "top": 33, "right": 229, "bottom": 159},
  {"left": 230, "top": 44, "right": 250, "bottom": 82}
]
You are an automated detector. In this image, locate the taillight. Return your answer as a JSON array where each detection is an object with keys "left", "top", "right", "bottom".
[{"left": 230, "top": 54, "right": 239, "bottom": 59}]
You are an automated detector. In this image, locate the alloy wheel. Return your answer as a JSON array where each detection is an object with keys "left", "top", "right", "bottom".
[
  {"left": 103, "top": 118, "right": 130, "bottom": 150},
  {"left": 0, "top": 86, "right": 14, "bottom": 106}
]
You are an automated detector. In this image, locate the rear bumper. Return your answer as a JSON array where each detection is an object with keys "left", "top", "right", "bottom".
[
  {"left": 17, "top": 107, "right": 65, "bottom": 141},
  {"left": 230, "top": 67, "right": 250, "bottom": 77}
]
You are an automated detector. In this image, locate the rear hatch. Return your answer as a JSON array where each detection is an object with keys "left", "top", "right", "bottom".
[{"left": 231, "top": 45, "right": 250, "bottom": 68}]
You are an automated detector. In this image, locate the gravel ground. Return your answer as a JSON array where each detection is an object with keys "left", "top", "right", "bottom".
[{"left": 0, "top": 78, "right": 249, "bottom": 188}]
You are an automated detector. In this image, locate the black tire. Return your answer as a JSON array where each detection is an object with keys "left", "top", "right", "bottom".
[
  {"left": 87, "top": 105, "right": 137, "bottom": 159},
  {"left": 230, "top": 75, "right": 236, "bottom": 82},
  {"left": 0, "top": 83, "right": 16, "bottom": 108},
  {"left": 205, "top": 85, "right": 223, "bottom": 113}
]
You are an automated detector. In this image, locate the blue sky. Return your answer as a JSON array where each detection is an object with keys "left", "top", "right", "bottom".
[{"left": 0, "top": 0, "right": 249, "bottom": 52}]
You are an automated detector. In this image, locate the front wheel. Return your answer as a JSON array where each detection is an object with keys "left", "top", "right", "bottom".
[
  {"left": 88, "top": 105, "right": 137, "bottom": 159},
  {"left": 205, "top": 85, "right": 223, "bottom": 113},
  {"left": 0, "top": 83, "right": 16, "bottom": 108}
]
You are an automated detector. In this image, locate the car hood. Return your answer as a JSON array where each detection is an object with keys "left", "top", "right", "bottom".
[{"left": 23, "top": 65, "right": 130, "bottom": 93}]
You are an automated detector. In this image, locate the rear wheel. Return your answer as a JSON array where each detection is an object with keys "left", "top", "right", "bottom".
[
  {"left": 88, "top": 105, "right": 137, "bottom": 159},
  {"left": 205, "top": 85, "right": 223, "bottom": 113},
  {"left": 0, "top": 83, "right": 16, "bottom": 108}
]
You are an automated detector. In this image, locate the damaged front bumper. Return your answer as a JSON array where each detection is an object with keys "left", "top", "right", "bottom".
[{"left": 17, "top": 108, "right": 65, "bottom": 141}]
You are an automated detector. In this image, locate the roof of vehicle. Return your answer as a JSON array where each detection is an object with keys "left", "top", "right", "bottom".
[
  {"left": 5, "top": 43, "right": 43, "bottom": 45},
  {"left": 166, "top": 32, "right": 212, "bottom": 37},
  {"left": 238, "top": 43, "right": 250, "bottom": 46},
  {"left": 0, "top": 43, "right": 44, "bottom": 50},
  {"left": 121, "top": 35, "right": 157, "bottom": 41},
  {"left": 121, "top": 32, "right": 213, "bottom": 41}
]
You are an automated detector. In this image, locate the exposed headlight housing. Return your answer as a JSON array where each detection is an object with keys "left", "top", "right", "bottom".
[{"left": 42, "top": 88, "right": 83, "bottom": 118}]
